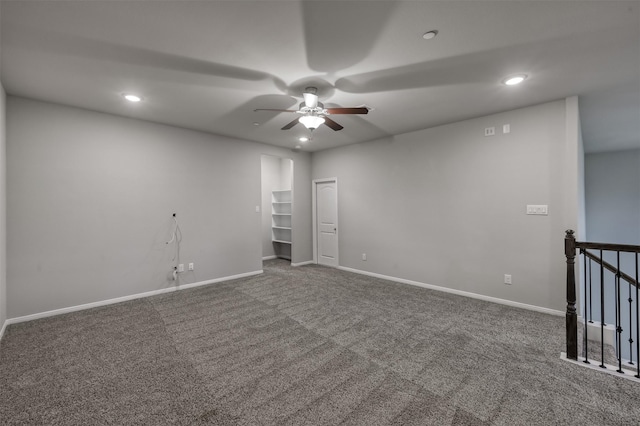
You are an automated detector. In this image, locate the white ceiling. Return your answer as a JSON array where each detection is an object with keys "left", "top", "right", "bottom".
[{"left": 1, "top": 1, "right": 639, "bottom": 153}]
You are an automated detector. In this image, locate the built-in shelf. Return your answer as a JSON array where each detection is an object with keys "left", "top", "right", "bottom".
[
  {"left": 272, "top": 239, "right": 292, "bottom": 245},
  {"left": 272, "top": 190, "right": 292, "bottom": 259}
]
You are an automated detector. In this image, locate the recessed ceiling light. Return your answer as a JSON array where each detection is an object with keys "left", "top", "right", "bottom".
[
  {"left": 298, "top": 137, "right": 309, "bottom": 143},
  {"left": 253, "top": 122, "right": 260, "bottom": 126},
  {"left": 123, "top": 93, "right": 142, "bottom": 102},
  {"left": 422, "top": 30, "right": 438, "bottom": 40},
  {"left": 503, "top": 74, "right": 527, "bottom": 86}
]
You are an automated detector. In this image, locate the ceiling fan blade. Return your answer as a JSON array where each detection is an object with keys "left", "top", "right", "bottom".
[
  {"left": 302, "top": 92, "right": 318, "bottom": 109},
  {"left": 281, "top": 118, "right": 300, "bottom": 130},
  {"left": 326, "top": 107, "right": 369, "bottom": 115},
  {"left": 323, "top": 116, "right": 344, "bottom": 131},
  {"left": 254, "top": 108, "right": 299, "bottom": 113}
]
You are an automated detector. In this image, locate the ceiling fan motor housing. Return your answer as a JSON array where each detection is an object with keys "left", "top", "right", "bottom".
[{"left": 299, "top": 101, "right": 326, "bottom": 114}]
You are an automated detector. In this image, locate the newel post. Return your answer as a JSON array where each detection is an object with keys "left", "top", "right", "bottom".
[{"left": 565, "top": 229, "right": 578, "bottom": 360}]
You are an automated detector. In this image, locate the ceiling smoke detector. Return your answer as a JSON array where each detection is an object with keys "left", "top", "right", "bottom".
[{"left": 422, "top": 30, "right": 438, "bottom": 40}]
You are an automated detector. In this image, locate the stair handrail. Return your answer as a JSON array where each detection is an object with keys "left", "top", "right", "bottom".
[
  {"left": 565, "top": 230, "right": 640, "bottom": 361},
  {"left": 581, "top": 249, "right": 638, "bottom": 288}
]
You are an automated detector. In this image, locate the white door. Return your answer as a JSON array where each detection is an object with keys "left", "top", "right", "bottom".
[{"left": 315, "top": 180, "right": 338, "bottom": 267}]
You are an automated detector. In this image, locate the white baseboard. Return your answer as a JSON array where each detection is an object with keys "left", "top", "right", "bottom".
[
  {"left": 338, "top": 266, "right": 564, "bottom": 317},
  {"left": 262, "top": 255, "right": 277, "bottom": 261},
  {"left": 561, "top": 352, "right": 640, "bottom": 383},
  {"left": 5, "top": 269, "right": 263, "bottom": 327},
  {"left": 577, "top": 318, "right": 616, "bottom": 347},
  {"left": 291, "top": 260, "right": 314, "bottom": 267},
  {"left": 0, "top": 319, "right": 8, "bottom": 342}
]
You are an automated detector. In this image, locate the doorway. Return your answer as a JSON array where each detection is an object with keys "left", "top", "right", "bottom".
[
  {"left": 313, "top": 178, "right": 338, "bottom": 267},
  {"left": 261, "top": 155, "right": 293, "bottom": 261}
]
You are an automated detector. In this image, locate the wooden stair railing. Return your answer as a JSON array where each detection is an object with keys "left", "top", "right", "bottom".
[{"left": 565, "top": 230, "right": 640, "bottom": 376}]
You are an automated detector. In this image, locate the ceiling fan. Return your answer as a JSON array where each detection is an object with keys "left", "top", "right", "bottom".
[{"left": 254, "top": 87, "right": 369, "bottom": 131}]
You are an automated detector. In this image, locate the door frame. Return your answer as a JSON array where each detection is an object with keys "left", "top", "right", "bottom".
[
  {"left": 260, "top": 155, "right": 294, "bottom": 262},
  {"left": 312, "top": 177, "right": 338, "bottom": 266}
]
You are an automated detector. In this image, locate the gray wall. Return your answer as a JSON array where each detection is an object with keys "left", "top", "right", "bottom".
[
  {"left": 0, "top": 83, "right": 6, "bottom": 330},
  {"left": 0, "top": 0, "right": 6, "bottom": 331},
  {"left": 291, "top": 157, "right": 312, "bottom": 266},
  {"left": 280, "top": 158, "right": 293, "bottom": 191},
  {"left": 585, "top": 149, "right": 640, "bottom": 245},
  {"left": 583, "top": 149, "right": 640, "bottom": 360},
  {"left": 7, "top": 96, "right": 312, "bottom": 318},
  {"left": 568, "top": 96, "right": 587, "bottom": 243},
  {"left": 312, "top": 99, "right": 580, "bottom": 311},
  {"left": 583, "top": 148, "right": 640, "bottom": 319},
  {"left": 261, "top": 155, "right": 280, "bottom": 258}
]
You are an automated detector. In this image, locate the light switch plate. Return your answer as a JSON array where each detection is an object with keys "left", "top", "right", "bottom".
[{"left": 526, "top": 205, "right": 549, "bottom": 215}]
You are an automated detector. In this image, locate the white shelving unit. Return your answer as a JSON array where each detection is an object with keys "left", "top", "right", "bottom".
[{"left": 272, "top": 190, "right": 292, "bottom": 260}]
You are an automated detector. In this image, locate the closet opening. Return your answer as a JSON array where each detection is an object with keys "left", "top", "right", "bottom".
[{"left": 261, "top": 155, "right": 293, "bottom": 262}]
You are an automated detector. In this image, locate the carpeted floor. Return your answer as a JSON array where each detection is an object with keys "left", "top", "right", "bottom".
[{"left": 2, "top": 259, "right": 640, "bottom": 425}]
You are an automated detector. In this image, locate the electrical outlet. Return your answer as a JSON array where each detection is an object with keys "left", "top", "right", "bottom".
[
  {"left": 504, "top": 274, "right": 512, "bottom": 285},
  {"left": 178, "top": 264, "right": 184, "bottom": 272},
  {"left": 188, "top": 263, "right": 194, "bottom": 271},
  {"left": 362, "top": 253, "right": 367, "bottom": 261},
  {"left": 484, "top": 127, "right": 495, "bottom": 136}
]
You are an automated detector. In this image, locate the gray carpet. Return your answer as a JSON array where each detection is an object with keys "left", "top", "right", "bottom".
[{"left": 2, "top": 259, "right": 640, "bottom": 425}]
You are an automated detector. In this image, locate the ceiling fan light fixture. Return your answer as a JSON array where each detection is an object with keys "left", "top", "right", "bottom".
[
  {"left": 298, "top": 137, "right": 309, "bottom": 142},
  {"left": 503, "top": 74, "right": 527, "bottom": 86},
  {"left": 299, "top": 115, "right": 325, "bottom": 130}
]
